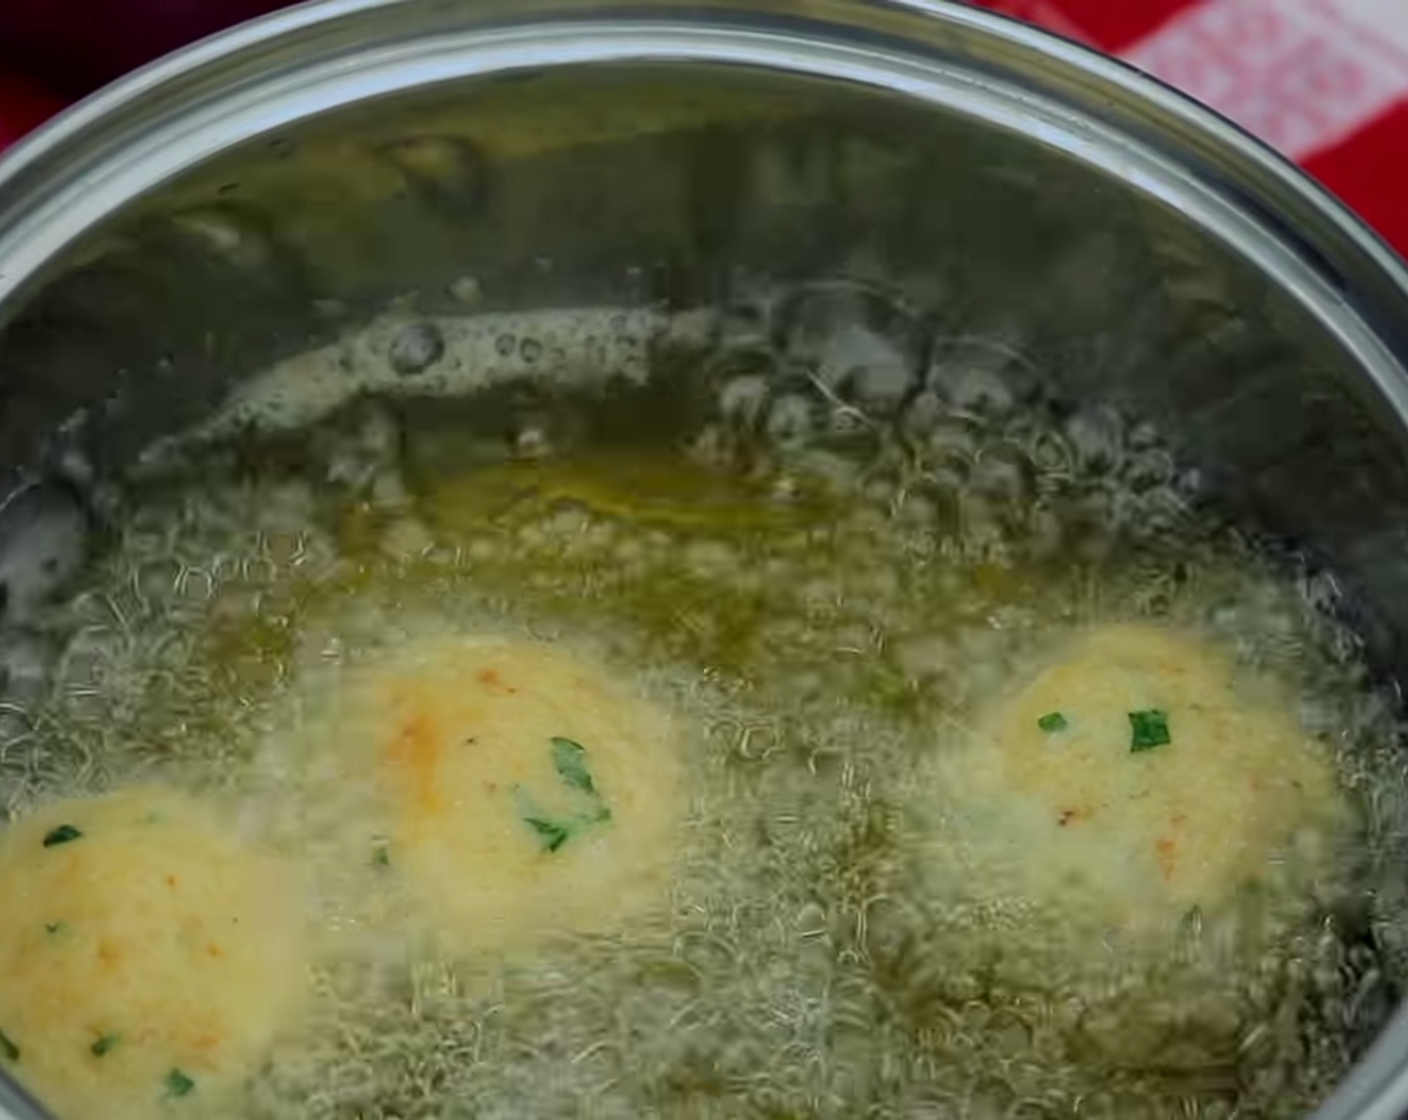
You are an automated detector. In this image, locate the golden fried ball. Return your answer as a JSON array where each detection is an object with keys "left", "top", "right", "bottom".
[
  {"left": 329, "top": 637, "right": 684, "bottom": 955},
  {"left": 954, "top": 625, "right": 1346, "bottom": 923},
  {"left": 0, "top": 788, "right": 306, "bottom": 1120}
]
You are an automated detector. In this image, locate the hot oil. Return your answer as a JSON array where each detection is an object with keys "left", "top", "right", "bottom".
[{"left": 0, "top": 295, "right": 1405, "bottom": 1120}]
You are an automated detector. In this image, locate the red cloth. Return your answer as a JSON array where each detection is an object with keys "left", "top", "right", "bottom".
[
  {"left": 0, "top": 64, "right": 63, "bottom": 151},
  {"left": 984, "top": 0, "right": 1408, "bottom": 258},
  {"left": 0, "top": 1, "right": 289, "bottom": 92},
  {"left": 0, "top": 0, "right": 1405, "bottom": 258}
]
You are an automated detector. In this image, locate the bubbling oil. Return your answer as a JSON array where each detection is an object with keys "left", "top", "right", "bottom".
[{"left": 2, "top": 289, "right": 1407, "bottom": 1120}]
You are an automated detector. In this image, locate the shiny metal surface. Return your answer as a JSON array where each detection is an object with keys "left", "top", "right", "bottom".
[{"left": 1, "top": 2, "right": 1408, "bottom": 1118}]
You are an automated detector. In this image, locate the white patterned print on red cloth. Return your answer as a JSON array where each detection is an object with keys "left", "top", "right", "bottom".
[{"left": 1123, "top": 0, "right": 1408, "bottom": 160}]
